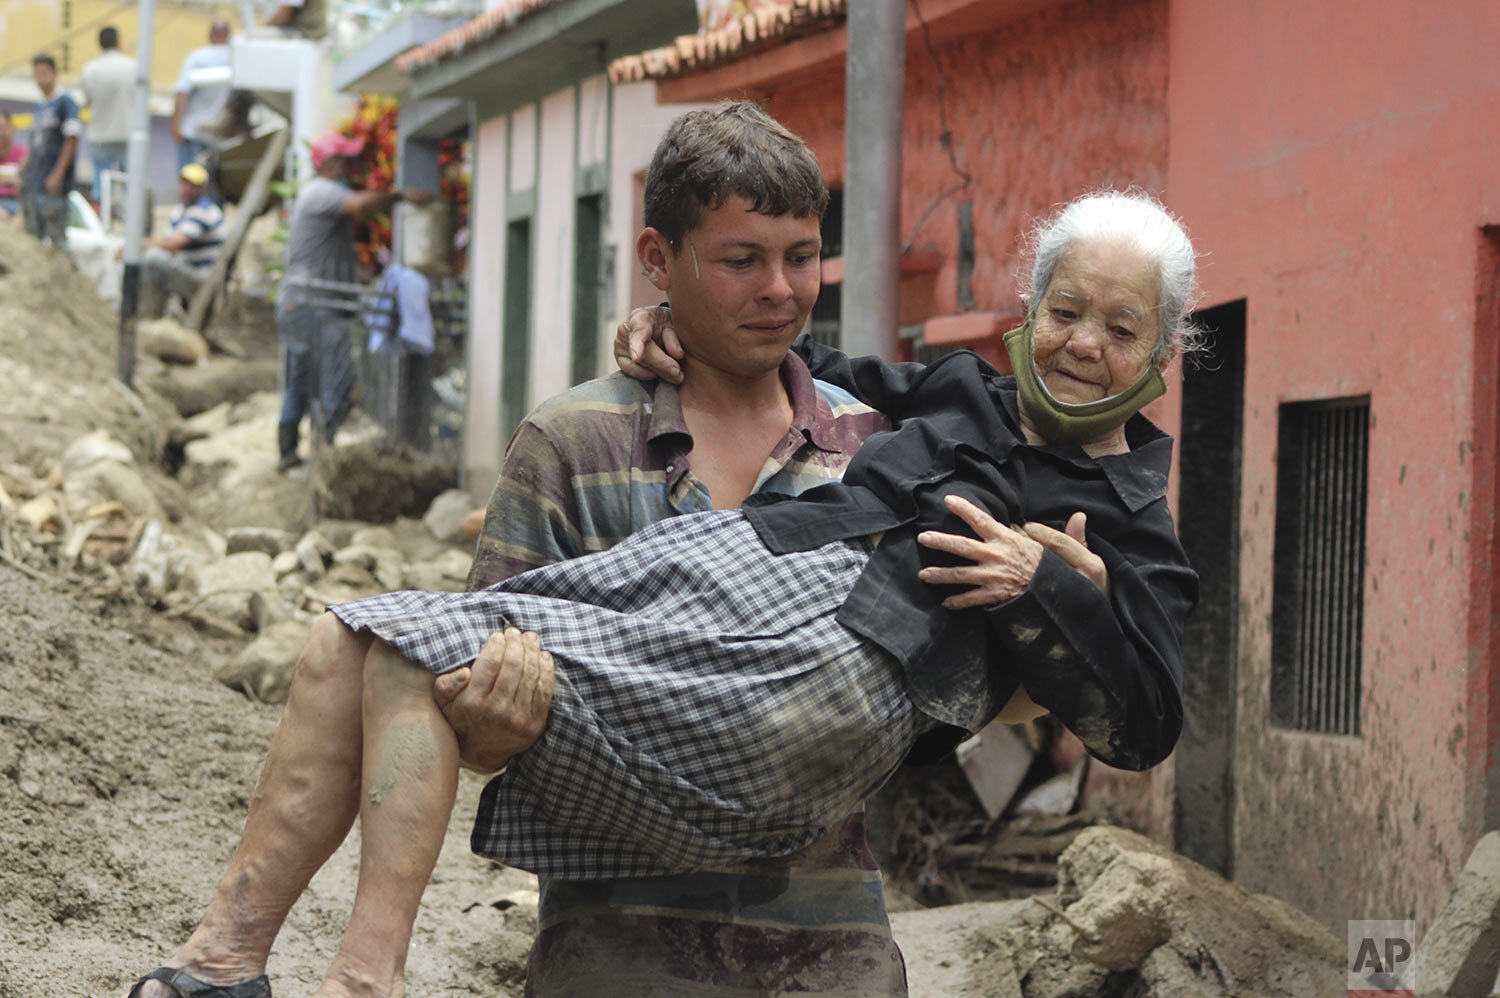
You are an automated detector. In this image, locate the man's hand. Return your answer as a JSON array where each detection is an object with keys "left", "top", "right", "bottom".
[
  {"left": 1024, "top": 512, "right": 1108, "bottom": 594},
  {"left": 401, "top": 187, "right": 437, "bottom": 206},
  {"left": 43, "top": 172, "right": 62, "bottom": 196},
  {"left": 613, "top": 305, "right": 684, "bottom": 384},
  {"left": 434, "top": 627, "right": 554, "bottom": 773}
]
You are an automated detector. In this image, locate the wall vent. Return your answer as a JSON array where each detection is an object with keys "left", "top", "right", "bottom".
[{"left": 1270, "top": 395, "right": 1370, "bottom": 735}]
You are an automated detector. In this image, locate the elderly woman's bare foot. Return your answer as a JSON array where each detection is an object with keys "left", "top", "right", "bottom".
[{"left": 309, "top": 952, "right": 405, "bottom": 998}]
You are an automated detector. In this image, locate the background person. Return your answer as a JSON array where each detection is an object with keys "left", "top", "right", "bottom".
[
  {"left": 0, "top": 111, "right": 28, "bottom": 222},
  {"left": 80, "top": 26, "right": 135, "bottom": 187},
  {"left": 138, "top": 163, "right": 225, "bottom": 320},
  {"left": 21, "top": 53, "right": 81, "bottom": 254},
  {"left": 171, "top": 21, "right": 230, "bottom": 171},
  {"left": 275, "top": 130, "right": 433, "bottom": 470}
]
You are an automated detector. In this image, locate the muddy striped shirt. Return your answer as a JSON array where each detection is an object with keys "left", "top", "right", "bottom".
[
  {"left": 467, "top": 354, "right": 889, "bottom": 588},
  {"left": 466, "top": 354, "right": 909, "bottom": 996}
]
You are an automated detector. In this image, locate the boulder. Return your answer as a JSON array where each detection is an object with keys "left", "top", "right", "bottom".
[
  {"left": 225, "top": 526, "right": 295, "bottom": 557},
  {"left": 137, "top": 317, "right": 210, "bottom": 365},
  {"left": 215, "top": 618, "right": 313, "bottom": 703},
  {"left": 63, "top": 460, "right": 166, "bottom": 523},
  {"left": 277, "top": 569, "right": 310, "bottom": 603},
  {"left": 15, "top": 493, "right": 60, "bottom": 533},
  {"left": 423, "top": 488, "right": 476, "bottom": 544},
  {"left": 301, "top": 562, "right": 384, "bottom": 611},
  {"left": 183, "top": 551, "right": 278, "bottom": 629},
  {"left": 1051, "top": 827, "right": 1342, "bottom": 996},
  {"left": 1416, "top": 831, "right": 1500, "bottom": 997},
  {"left": 271, "top": 549, "right": 301, "bottom": 578},
  {"left": 332, "top": 544, "right": 406, "bottom": 591},
  {"left": 294, "top": 530, "right": 334, "bottom": 578},
  {"left": 403, "top": 548, "right": 473, "bottom": 593},
  {"left": 61, "top": 429, "right": 134, "bottom": 475},
  {"left": 349, "top": 525, "right": 400, "bottom": 551},
  {"left": 130, "top": 519, "right": 167, "bottom": 599}
]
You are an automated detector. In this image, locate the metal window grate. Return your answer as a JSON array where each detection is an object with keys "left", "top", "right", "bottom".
[{"left": 1270, "top": 396, "right": 1370, "bottom": 735}]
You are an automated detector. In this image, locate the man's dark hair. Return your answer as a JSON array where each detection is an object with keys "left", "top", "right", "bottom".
[
  {"left": 32, "top": 53, "right": 56, "bottom": 71},
  {"left": 644, "top": 101, "right": 827, "bottom": 250},
  {"left": 99, "top": 26, "right": 120, "bottom": 49}
]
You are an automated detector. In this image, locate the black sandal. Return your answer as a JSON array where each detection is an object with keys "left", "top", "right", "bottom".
[{"left": 127, "top": 968, "right": 271, "bottom": 998}]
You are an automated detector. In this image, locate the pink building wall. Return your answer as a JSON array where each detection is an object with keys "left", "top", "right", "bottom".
[{"left": 1169, "top": 0, "right": 1500, "bottom": 930}]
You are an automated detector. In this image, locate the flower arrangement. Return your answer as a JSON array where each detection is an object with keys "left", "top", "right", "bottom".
[{"left": 338, "top": 93, "right": 399, "bottom": 272}]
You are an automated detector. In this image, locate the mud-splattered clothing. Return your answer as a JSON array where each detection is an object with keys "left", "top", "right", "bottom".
[
  {"left": 461, "top": 355, "right": 905, "bottom": 996},
  {"left": 745, "top": 338, "right": 1198, "bottom": 771},
  {"left": 334, "top": 511, "right": 926, "bottom": 877},
  {"left": 466, "top": 353, "right": 888, "bottom": 588}
]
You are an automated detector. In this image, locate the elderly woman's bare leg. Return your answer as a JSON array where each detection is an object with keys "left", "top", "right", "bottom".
[
  {"left": 311, "top": 640, "right": 459, "bottom": 998},
  {"left": 133, "top": 613, "right": 372, "bottom": 998}
]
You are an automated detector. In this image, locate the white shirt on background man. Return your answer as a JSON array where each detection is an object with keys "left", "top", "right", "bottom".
[
  {"left": 80, "top": 48, "right": 136, "bottom": 144},
  {"left": 173, "top": 43, "right": 232, "bottom": 143}
]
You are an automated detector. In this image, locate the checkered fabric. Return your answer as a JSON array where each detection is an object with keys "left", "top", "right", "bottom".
[{"left": 331, "top": 510, "right": 922, "bottom": 879}]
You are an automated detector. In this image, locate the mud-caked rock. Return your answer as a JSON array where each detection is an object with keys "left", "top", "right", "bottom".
[
  {"left": 1416, "top": 831, "right": 1500, "bottom": 998},
  {"left": 63, "top": 459, "right": 165, "bottom": 523},
  {"left": 423, "top": 488, "right": 476, "bottom": 545},
  {"left": 1053, "top": 827, "right": 1342, "bottom": 997},
  {"left": 215, "top": 618, "right": 314, "bottom": 703},
  {"left": 225, "top": 526, "right": 295, "bottom": 557},
  {"left": 183, "top": 550, "right": 278, "bottom": 629},
  {"left": 137, "top": 318, "right": 210, "bottom": 365},
  {"left": 403, "top": 548, "right": 472, "bottom": 593},
  {"left": 332, "top": 544, "right": 406, "bottom": 591}
]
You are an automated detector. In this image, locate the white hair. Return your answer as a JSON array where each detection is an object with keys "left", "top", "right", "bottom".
[{"left": 1022, "top": 189, "right": 1203, "bottom": 364}]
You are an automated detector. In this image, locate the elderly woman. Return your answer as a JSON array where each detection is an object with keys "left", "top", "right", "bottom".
[{"left": 129, "top": 190, "right": 1198, "bottom": 998}]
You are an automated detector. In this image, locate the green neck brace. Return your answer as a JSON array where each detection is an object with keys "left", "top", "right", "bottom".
[{"left": 1002, "top": 315, "right": 1166, "bottom": 446}]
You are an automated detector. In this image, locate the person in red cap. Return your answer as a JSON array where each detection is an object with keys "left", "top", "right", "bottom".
[{"left": 275, "top": 130, "right": 434, "bottom": 471}]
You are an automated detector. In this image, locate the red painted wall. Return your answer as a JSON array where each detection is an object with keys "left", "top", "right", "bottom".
[
  {"left": 1168, "top": 0, "right": 1500, "bottom": 929},
  {"left": 761, "top": 0, "right": 1170, "bottom": 335}
]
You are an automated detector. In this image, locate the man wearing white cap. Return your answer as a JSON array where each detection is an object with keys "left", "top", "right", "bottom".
[
  {"left": 138, "top": 162, "right": 225, "bottom": 319},
  {"left": 275, "top": 130, "right": 434, "bottom": 470}
]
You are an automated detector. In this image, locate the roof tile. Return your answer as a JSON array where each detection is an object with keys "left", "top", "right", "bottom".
[
  {"left": 608, "top": 0, "right": 845, "bottom": 84},
  {"left": 396, "top": 0, "right": 565, "bottom": 74}
]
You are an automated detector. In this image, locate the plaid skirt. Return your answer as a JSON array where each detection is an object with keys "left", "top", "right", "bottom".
[{"left": 331, "top": 510, "right": 922, "bottom": 879}]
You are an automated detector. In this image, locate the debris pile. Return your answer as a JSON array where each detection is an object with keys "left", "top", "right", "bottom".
[{"left": 889, "top": 825, "right": 1345, "bottom": 997}]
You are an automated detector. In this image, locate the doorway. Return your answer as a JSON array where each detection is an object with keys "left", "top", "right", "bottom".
[{"left": 1174, "top": 298, "right": 1246, "bottom": 876}]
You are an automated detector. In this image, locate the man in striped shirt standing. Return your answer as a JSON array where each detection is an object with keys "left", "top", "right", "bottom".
[
  {"left": 443, "top": 102, "right": 909, "bottom": 995},
  {"left": 138, "top": 162, "right": 225, "bottom": 319}
]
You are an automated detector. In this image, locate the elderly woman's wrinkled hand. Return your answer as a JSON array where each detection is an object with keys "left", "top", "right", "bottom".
[
  {"left": 1024, "top": 512, "right": 1108, "bottom": 594},
  {"left": 614, "top": 305, "right": 684, "bottom": 384},
  {"left": 916, "top": 495, "right": 1044, "bottom": 609}
]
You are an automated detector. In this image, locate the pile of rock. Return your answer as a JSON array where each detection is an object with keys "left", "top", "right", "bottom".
[
  {"left": 891, "top": 826, "right": 1345, "bottom": 998},
  {"left": 0, "top": 423, "right": 482, "bottom": 704},
  {"left": 156, "top": 493, "right": 480, "bottom": 702}
]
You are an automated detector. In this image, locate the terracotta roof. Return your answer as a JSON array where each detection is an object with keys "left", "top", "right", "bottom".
[
  {"left": 608, "top": 0, "right": 845, "bottom": 84},
  {"left": 396, "top": 0, "right": 565, "bottom": 73}
]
